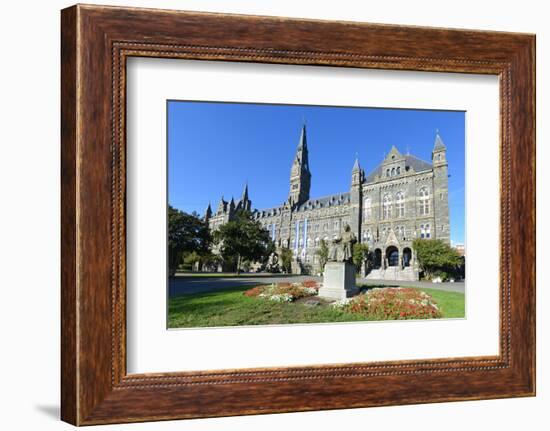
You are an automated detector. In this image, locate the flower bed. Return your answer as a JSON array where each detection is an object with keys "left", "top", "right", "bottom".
[
  {"left": 244, "top": 280, "right": 320, "bottom": 302},
  {"left": 332, "top": 287, "right": 442, "bottom": 320}
]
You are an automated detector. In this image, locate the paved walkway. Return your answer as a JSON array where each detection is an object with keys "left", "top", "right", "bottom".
[{"left": 169, "top": 273, "right": 465, "bottom": 297}]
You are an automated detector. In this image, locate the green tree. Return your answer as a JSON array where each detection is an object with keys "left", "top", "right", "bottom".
[
  {"left": 352, "top": 243, "right": 369, "bottom": 273},
  {"left": 279, "top": 247, "right": 293, "bottom": 274},
  {"left": 316, "top": 239, "right": 330, "bottom": 273},
  {"left": 213, "top": 210, "right": 273, "bottom": 274},
  {"left": 183, "top": 251, "right": 201, "bottom": 270},
  {"left": 412, "top": 239, "right": 462, "bottom": 280},
  {"left": 168, "top": 206, "right": 210, "bottom": 276}
]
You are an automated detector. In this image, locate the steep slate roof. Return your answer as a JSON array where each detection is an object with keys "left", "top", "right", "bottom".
[
  {"left": 364, "top": 154, "right": 433, "bottom": 183},
  {"left": 296, "top": 192, "right": 351, "bottom": 211}
]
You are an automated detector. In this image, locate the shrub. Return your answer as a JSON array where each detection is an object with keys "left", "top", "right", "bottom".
[
  {"left": 302, "top": 279, "right": 320, "bottom": 289},
  {"left": 243, "top": 286, "right": 264, "bottom": 297}
]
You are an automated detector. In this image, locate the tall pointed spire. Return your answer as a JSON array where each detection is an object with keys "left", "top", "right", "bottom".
[
  {"left": 297, "top": 122, "right": 307, "bottom": 150},
  {"left": 242, "top": 182, "right": 249, "bottom": 201},
  {"left": 433, "top": 129, "right": 446, "bottom": 150},
  {"left": 288, "top": 122, "right": 311, "bottom": 206},
  {"left": 352, "top": 157, "right": 361, "bottom": 171}
]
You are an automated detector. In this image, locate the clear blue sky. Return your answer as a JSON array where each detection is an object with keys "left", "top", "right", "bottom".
[{"left": 168, "top": 101, "right": 465, "bottom": 245}]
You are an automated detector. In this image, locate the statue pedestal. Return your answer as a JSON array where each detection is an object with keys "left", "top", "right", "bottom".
[{"left": 318, "top": 261, "right": 358, "bottom": 300}]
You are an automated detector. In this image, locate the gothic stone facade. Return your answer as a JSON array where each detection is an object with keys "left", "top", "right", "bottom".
[{"left": 205, "top": 125, "right": 450, "bottom": 280}]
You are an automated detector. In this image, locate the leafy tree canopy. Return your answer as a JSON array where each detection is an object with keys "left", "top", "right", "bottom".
[
  {"left": 168, "top": 206, "right": 210, "bottom": 275},
  {"left": 213, "top": 210, "right": 274, "bottom": 273},
  {"left": 352, "top": 243, "right": 369, "bottom": 272},
  {"left": 279, "top": 247, "right": 293, "bottom": 274},
  {"left": 412, "top": 239, "right": 462, "bottom": 278},
  {"left": 168, "top": 206, "right": 210, "bottom": 254},
  {"left": 315, "top": 239, "right": 330, "bottom": 272}
]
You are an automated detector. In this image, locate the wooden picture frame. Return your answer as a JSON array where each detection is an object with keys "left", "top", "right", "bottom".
[{"left": 61, "top": 4, "right": 535, "bottom": 425}]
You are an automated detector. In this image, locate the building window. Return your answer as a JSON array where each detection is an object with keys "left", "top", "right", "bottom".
[
  {"left": 395, "top": 192, "right": 405, "bottom": 218},
  {"left": 418, "top": 187, "right": 430, "bottom": 215},
  {"left": 363, "top": 197, "right": 372, "bottom": 221},
  {"left": 382, "top": 194, "right": 392, "bottom": 219},
  {"left": 334, "top": 220, "right": 340, "bottom": 231},
  {"left": 396, "top": 166, "right": 401, "bottom": 175},
  {"left": 363, "top": 228, "right": 372, "bottom": 242},
  {"left": 391, "top": 167, "right": 396, "bottom": 176},
  {"left": 386, "top": 169, "right": 390, "bottom": 177},
  {"left": 315, "top": 237, "right": 320, "bottom": 246},
  {"left": 420, "top": 224, "right": 431, "bottom": 239},
  {"left": 398, "top": 226, "right": 405, "bottom": 239}
]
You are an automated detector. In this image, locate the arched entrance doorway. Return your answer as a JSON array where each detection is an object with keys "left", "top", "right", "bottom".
[
  {"left": 386, "top": 246, "right": 399, "bottom": 267},
  {"left": 403, "top": 247, "right": 412, "bottom": 267},
  {"left": 374, "top": 248, "right": 382, "bottom": 269}
]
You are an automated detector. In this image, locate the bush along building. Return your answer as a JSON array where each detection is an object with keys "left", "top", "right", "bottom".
[{"left": 204, "top": 124, "right": 450, "bottom": 281}]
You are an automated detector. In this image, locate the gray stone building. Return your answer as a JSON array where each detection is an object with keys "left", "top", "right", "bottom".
[{"left": 205, "top": 124, "right": 450, "bottom": 280}]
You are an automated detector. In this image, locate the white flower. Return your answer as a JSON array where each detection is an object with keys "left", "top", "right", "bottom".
[
  {"left": 331, "top": 298, "right": 352, "bottom": 308},
  {"left": 269, "top": 293, "right": 293, "bottom": 302}
]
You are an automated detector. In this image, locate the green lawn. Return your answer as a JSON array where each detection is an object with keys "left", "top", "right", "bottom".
[
  {"left": 174, "top": 272, "right": 290, "bottom": 278},
  {"left": 168, "top": 285, "right": 465, "bottom": 328},
  {"left": 416, "top": 287, "right": 465, "bottom": 318}
]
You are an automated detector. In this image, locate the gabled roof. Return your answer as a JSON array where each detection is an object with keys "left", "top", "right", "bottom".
[{"left": 364, "top": 154, "right": 432, "bottom": 183}]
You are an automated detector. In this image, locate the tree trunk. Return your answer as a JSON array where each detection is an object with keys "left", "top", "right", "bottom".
[{"left": 236, "top": 254, "right": 241, "bottom": 275}]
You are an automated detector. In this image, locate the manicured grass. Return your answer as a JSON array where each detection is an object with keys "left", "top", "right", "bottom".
[
  {"left": 415, "top": 287, "right": 465, "bottom": 318},
  {"left": 168, "top": 285, "right": 364, "bottom": 328},
  {"left": 168, "top": 285, "right": 465, "bottom": 329},
  {"left": 174, "top": 272, "right": 291, "bottom": 278}
]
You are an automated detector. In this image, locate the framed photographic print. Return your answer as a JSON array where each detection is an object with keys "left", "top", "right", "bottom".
[{"left": 61, "top": 4, "right": 535, "bottom": 425}]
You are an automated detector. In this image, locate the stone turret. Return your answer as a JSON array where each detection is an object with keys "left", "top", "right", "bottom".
[
  {"left": 432, "top": 130, "right": 450, "bottom": 244},
  {"left": 350, "top": 157, "right": 364, "bottom": 241}
]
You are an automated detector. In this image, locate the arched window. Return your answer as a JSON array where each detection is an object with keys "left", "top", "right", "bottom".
[
  {"left": 395, "top": 192, "right": 405, "bottom": 218},
  {"left": 382, "top": 194, "right": 392, "bottom": 219},
  {"left": 396, "top": 166, "right": 401, "bottom": 175},
  {"left": 418, "top": 187, "right": 430, "bottom": 215},
  {"left": 391, "top": 167, "right": 396, "bottom": 176},
  {"left": 363, "top": 197, "right": 372, "bottom": 221},
  {"left": 315, "top": 237, "right": 320, "bottom": 246},
  {"left": 386, "top": 169, "right": 390, "bottom": 177}
]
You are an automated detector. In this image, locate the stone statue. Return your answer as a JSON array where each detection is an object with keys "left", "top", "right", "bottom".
[{"left": 328, "top": 224, "right": 357, "bottom": 263}]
